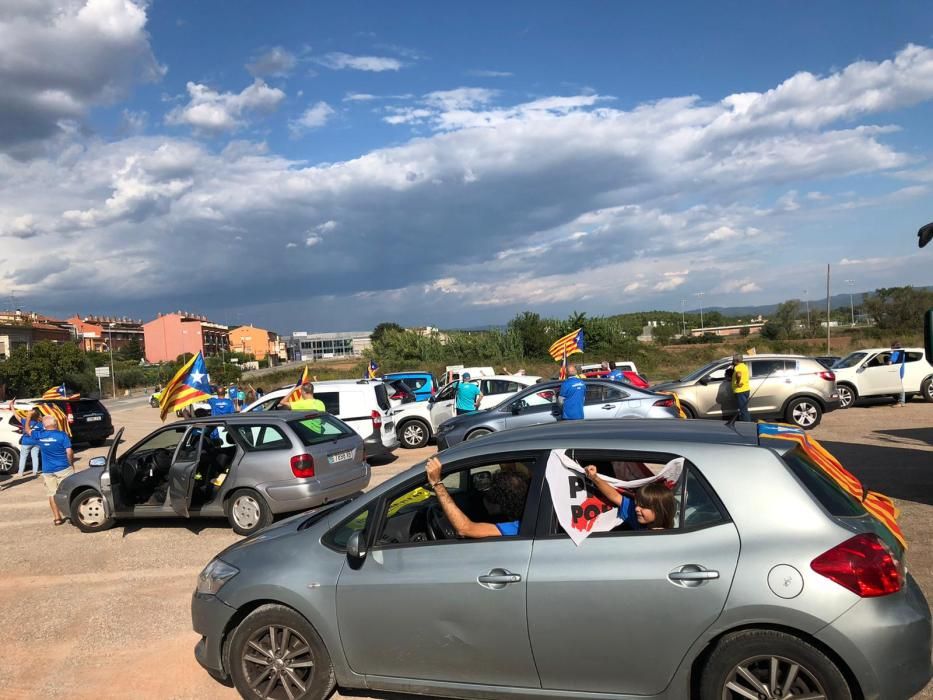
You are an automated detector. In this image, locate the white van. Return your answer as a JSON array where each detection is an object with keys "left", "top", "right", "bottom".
[
  {"left": 442, "top": 365, "right": 495, "bottom": 385},
  {"left": 832, "top": 347, "right": 933, "bottom": 407},
  {"left": 241, "top": 380, "right": 399, "bottom": 455}
]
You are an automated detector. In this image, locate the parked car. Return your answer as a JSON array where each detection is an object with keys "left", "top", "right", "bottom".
[
  {"left": 383, "top": 378, "right": 417, "bottom": 407},
  {"left": 813, "top": 355, "right": 841, "bottom": 369},
  {"left": 54, "top": 412, "right": 370, "bottom": 536},
  {"left": 832, "top": 347, "right": 933, "bottom": 407},
  {"left": 652, "top": 354, "right": 839, "bottom": 429},
  {"left": 241, "top": 379, "right": 399, "bottom": 456},
  {"left": 581, "top": 367, "right": 650, "bottom": 388},
  {"left": 580, "top": 360, "right": 640, "bottom": 375},
  {"left": 382, "top": 371, "right": 438, "bottom": 402},
  {"left": 392, "top": 374, "right": 542, "bottom": 449},
  {"left": 435, "top": 378, "right": 678, "bottom": 449},
  {"left": 191, "top": 419, "right": 931, "bottom": 700},
  {"left": 13, "top": 397, "right": 113, "bottom": 446},
  {"left": 0, "top": 408, "right": 26, "bottom": 475}
]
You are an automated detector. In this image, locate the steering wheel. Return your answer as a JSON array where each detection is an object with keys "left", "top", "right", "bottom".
[{"left": 425, "top": 504, "right": 457, "bottom": 541}]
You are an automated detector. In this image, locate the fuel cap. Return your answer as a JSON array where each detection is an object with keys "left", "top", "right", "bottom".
[{"left": 768, "top": 564, "right": 804, "bottom": 599}]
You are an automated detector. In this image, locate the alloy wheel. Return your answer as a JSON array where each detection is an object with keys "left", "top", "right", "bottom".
[
  {"left": 232, "top": 495, "right": 261, "bottom": 530},
  {"left": 402, "top": 422, "right": 426, "bottom": 447},
  {"left": 721, "top": 654, "right": 827, "bottom": 699},
  {"left": 77, "top": 494, "right": 106, "bottom": 527},
  {"left": 838, "top": 386, "right": 854, "bottom": 408},
  {"left": 792, "top": 402, "right": 818, "bottom": 427},
  {"left": 0, "top": 447, "right": 16, "bottom": 474},
  {"left": 241, "top": 624, "right": 315, "bottom": 700}
]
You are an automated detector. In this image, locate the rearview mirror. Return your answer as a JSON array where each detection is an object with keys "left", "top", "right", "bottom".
[
  {"left": 89, "top": 456, "right": 106, "bottom": 468},
  {"left": 346, "top": 530, "right": 367, "bottom": 562}
]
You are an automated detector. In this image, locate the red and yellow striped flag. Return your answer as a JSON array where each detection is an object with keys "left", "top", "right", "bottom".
[{"left": 285, "top": 366, "right": 310, "bottom": 404}]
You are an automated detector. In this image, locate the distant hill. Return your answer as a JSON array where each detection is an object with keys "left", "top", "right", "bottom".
[{"left": 704, "top": 286, "right": 932, "bottom": 318}]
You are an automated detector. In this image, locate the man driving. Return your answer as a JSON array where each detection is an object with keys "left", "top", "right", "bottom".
[{"left": 425, "top": 455, "right": 529, "bottom": 538}]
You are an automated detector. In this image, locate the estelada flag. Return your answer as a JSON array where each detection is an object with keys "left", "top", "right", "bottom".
[
  {"left": 549, "top": 328, "right": 584, "bottom": 361},
  {"left": 42, "top": 383, "right": 80, "bottom": 400},
  {"left": 285, "top": 365, "right": 310, "bottom": 404},
  {"left": 13, "top": 403, "right": 72, "bottom": 436},
  {"left": 159, "top": 352, "right": 213, "bottom": 421},
  {"left": 367, "top": 360, "right": 379, "bottom": 380}
]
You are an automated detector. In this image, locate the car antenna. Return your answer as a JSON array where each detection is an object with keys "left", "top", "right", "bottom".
[{"left": 726, "top": 362, "right": 780, "bottom": 430}]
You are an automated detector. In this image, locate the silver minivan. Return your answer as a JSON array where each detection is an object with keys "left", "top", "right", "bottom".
[
  {"left": 653, "top": 354, "right": 840, "bottom": 428},
  {"left": 191, "top": 419, "right": 930, "bottom": 700}
]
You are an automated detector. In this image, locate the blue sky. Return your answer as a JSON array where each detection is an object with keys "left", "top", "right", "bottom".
[{"left": 1, "top": 0, "right": 932, "bottom": 333}]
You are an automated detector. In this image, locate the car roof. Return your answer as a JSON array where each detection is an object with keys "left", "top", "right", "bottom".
[
  {"left": 846, "top": 347, "right": 922, "bottom": 353},
  {"left": 171, "top": 412, "right": 326, "bottom": 427}
]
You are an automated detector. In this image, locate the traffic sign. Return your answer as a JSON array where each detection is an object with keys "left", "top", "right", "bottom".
[{"left": 95, "top": 366, "right": 110, "bottom": 377}]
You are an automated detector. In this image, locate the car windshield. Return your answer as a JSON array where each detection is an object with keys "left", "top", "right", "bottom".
[
  {"left": 680, "top": 360, "right": 725, "bottom": 383},
  {"left": 833, "top": 352, "right": 867, "bottom": 369}
]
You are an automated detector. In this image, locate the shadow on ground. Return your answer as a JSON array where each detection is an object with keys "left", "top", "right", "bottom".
[
  {"left": 873, "top": 427, "right": 933, "bottom": 447},
  {"left": 821, "top": 440, "right": 933, "bottom": 506}
]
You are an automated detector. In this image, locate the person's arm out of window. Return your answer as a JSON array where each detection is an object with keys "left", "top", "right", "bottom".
[
  {"left": 426, "top": 456, "right": 500, "bottom": 538},
  {"left": 584, "top": 465, "right": 624, "bottom": 507}
]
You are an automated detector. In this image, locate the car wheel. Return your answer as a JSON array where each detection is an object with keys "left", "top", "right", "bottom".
[
  {"left": 466, "top": 428, "right": 492, "bottom": 441},
  {"left": 700, "top": 629, "right": 852, "bottom": 700},
  {"left": 226, "top": 489, "right": 273, "bottom": 536},
  {"left": 70, "top": 489, "right": 115, "bottom": 533},
  {"left": 398, "top": 419, "right": 430, "bottom": 449},
  {"left": 228, "top": 604, "right": 335, "bottom": 700},
  {"left": 679, "top": 402, "right": 696, "bottom": 419},
  {"left": 922, "top": 377, "right": 933, "bottom": 403},
  {"left": 785, "top": 397, "right": 822, "bottom": 429},
  {"left": 837, "top": 384, "right": 857, "bottom": 409},
  {"left": 149, "top": 397, "right": 159, "bottom": 408},
  {"left": 0, "top": 445, "right": 18, "bottom": 475}
]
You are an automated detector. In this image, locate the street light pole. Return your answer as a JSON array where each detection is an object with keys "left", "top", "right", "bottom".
[
  {"left": 845, "top": 279, "right": 856, "bottom": 326},
  {"left": 695, "top": 292, "right": 706, "bottom": 332},
  {"left": 107, "top": 323, "right": 117, "bottom": 398},
  {"left": 804, "top": 289, "right": 811, "bottom": 332}
]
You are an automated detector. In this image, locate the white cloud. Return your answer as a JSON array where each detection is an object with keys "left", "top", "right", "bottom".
[
  {"left": 289, "top": 101, "right": 335, "bottom": 135},
  {"left": 246, "top": 46, "right": 297, "bottom": 77},
  {"left": 285, "top": 242, "right": 297, "bottom": 248},
  {"left": 654, "top": 276, "right": 686, "bottom": 291},
  {"left": 467, "top": 69, "right": 513, "bottom": 78},
  {"left": 424, "top": 88, "right": 498, "bottom": 111},
  {"left": 317, "top": 52, "right": 402, "bottom": 72},
  {"left": 623, "top": 282, "right": 642, "bottom": 293},
  {"left": 166, "top": 80, "right": 286, "bottom": 132},
  {"left": 344, "top": 92, "right": 378, "bottom": 102},
  {"left": 305, "top": 234, "right": 321, "bottom": 247}
]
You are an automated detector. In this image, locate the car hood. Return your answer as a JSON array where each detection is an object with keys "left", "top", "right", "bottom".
[{"left": 651, "top": 380, "right": 685, "bottom": 392}]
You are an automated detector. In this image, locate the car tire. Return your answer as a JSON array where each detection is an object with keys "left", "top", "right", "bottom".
[
  {"left": 679, "top": 402, "right": 696, "bottom": 419},
  {"left": 0, "top": 445, "right": 19, "bottom": 475},
  {"left": 922, "top": 377, "right": 933, "bottom": 403},
  {"left": 70, "top": 489, "right": 115, "bottom": 533},
  {"left": 466, "top": 428, "right": 492, "bottom": 441},
  {"left": 699, "top": 629, "right": 852, "bottom": 700},
  {"left": 785, "top": 397, "right": 822, "bottom": 429},
  {"left": 149, "top": 397, "right": 159, "bottom": 408},
  {"left": 226, "top": 488, "right": 273, "bottom": 536},
  {"left": 837, "top": 383, "right": 857, "bottom": 409},
  {"left": 228, "top": 604, "right": 335, "bottom": 700},
  {"left": 398, "top": 419, "right": 430, "bottom": 449}
]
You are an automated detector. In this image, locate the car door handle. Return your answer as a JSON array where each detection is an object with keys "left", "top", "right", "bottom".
[
  {"left": 477, "top": 568, "right": 522, "bottom": 589},
  {"left": 601, "top": 404, "right": 616, "bottom": 410},
  {"left": 668, "top": 565, "right": 719, "bottom": 587}
]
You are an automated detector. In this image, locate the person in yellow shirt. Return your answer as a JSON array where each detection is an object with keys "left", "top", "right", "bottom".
[
  {"left": 288, "top": 383, "right": 325, "bottom": 432},
  {"left": 731, "top": 354, "right": 751, "bottom": 422}
]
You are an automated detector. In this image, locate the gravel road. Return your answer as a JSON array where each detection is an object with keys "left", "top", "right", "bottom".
[{"left": 0, "top": 400, "right": 929, "bottom": 700}]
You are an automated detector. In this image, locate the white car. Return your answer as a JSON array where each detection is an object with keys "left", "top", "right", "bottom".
[
  {"left": 393, "top": 374, "right": 542, "bottom": 448},
  {"left": 833, "top": 347, "right": 933, "bottom": 407},
  {"left": 241, "top": 379, "right": 399, "bottom": 456},
  {"left": 0, "top": 408, "right": 26, "bottom": 475}
]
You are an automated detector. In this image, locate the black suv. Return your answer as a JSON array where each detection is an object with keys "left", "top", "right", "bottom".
[{"left": 21, "top": 398, "right": 113, "bottom": 446}]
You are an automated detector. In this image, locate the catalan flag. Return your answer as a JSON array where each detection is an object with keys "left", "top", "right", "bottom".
[
  {"left": 367, "top": 360, "right": 379, "bottom": 380},
  {"left": 549, "top": 328, "right": 585, "bottom": 362},
  {"left": 285, "top": 365, "right": 310, "bottom": 404},
  {"left": 158, "top": 352, "right": 213, "bottom": 421},
  {"left": 13, "top": 403, "right": 72, "bottom": 436},
  {"left": 42, "top": 383, "right": 80, "bottom": 400}
]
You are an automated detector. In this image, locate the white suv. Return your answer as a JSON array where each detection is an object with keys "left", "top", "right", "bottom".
[
  {"left": 833, "top": 347, "right": 933, "bottom": 407},
  {"left": 241, "top": 380, "right": 399, "bottom": 456},
  {"left": 393, "top": 374, "right": 542, "bottom": 448},
  {"left": 0, "top": 408, "right": 26, "bottom": 475}
]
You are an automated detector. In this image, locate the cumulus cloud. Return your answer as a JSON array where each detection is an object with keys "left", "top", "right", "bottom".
[
  {"left": 317, "top": 52, "right": 402, "bottom": 72},
  {"left": 0, "top": 0, "right": 164, "bottom": 157},
  {"left": 466, "top": 69, "right": 513, "bottom": 78},
  {"left": 246, "top": 46, "right": 297, "bottom": 77},
  {"left": 165, "top": 80, "right": 285, "bottom": 132},
  {"left": 289, "top": 102, "right": 335, "bottom": 135}
]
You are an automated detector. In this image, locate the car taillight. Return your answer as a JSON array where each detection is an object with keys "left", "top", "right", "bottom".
[
  {"left": 390, "top": 391, "right": 410, "bottom": 400},
  {"left": 653, "top": 398, "right": 675, "bottom": 408},
  {"left": 431, "top": 385, "right": 436, "bottom": 395},
  {"left": 371, "top": 410, "right": 383, "bottom": 431},
  {"left": 819, "top": 371, "right": 836, "bottom": 381},
  {"left": 811, "top": 534, "right": 903, "bottom": 597},
  {"left": 66, "top": 404, "right": 74, "bottom": 424},
  {"left": 290, "top": 454, "right": 315, "bottom": 478}
]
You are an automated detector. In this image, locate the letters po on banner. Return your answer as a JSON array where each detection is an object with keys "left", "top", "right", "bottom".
[{"left": 545, "top": 450, "right": 684, "bottom": 546}]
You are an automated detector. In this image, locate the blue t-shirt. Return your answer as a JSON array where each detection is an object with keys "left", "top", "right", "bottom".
[
  {"left": 607, "top": 369, "right": 624, "bottom": 382},
  {"left": 23, "top": 428, "right": 72, "bottom": 473},
  {"left": 495, "top": 520, "right": 520, "bottom": 536},
  {"left": 455, "top": 382, "right": 482, "bottom": 412},
  {"left": 208, "top": 398, "right": 235, "bottom": 415},
  {"left": 618, "top": 495, "right": 643, "bottom": 530},
  {"left": 559, "top": 377, "right": 586, "bottom": 420}
]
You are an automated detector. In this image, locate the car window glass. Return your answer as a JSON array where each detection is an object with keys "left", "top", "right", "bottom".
[
  {"left": 750, "top": 359, "right": 785, "bottom": 378},
  {"left": 905, "top": 352, "right": 923, "bottom": 363},
  {"left": 436, "top": 382, "right": 458, "bottom": 401},
  {"left": 123, "top": 426, "right": 187, "bottom": 460},
  {"left": 781, "top": 448, "right": 866, "bottom": 517},
  {"left": 406, "top": 378, "right": 427, "bottom": 390},
  {"left": 834, "top": 352, "right": 867, "bottom": 369},
  {"left": 681, "top": 468, "right": 725, "bottom": 528},
  {"left": 176, "top": 427, "right": 204, "bottom": 461},
  {"left": 515, "top": 386, "right": 557, "bottom": 408},
  {"left": 236, "top": 424, "right": 291, "bottom": 451},
  {"left": 584, "top": 385, "right": 603, "bottom": 404},
  {"left": 865, "top": 353, "right": 891, "bottom": 368},
  {"left": 250, "top": 396, "right": 281, "bottom": 412},
  {"left": 782, "top": 360, "right": 798, "bottom": 373},
  {"left": 315, "top": 392, "right": 341, "bottom": 414},
  {"left": 602, "top": 385, "right": 628, "bottom": 401},
  {"left": 707, "top": 366, "right": 728, "bottom": 381},
  {"left": 289, "top": 416, "right": 354, "bottom": 446},
  {"left": 325, "top": 507, "right": 370, "bottom": 549}
]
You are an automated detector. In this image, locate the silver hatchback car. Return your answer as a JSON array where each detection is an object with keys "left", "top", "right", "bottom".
[
  {"left": 191, "top": 419, "right": 930, "bottom": 700},
  {"left": 55, "top": 412, "right": 370, "bottom": 536}
]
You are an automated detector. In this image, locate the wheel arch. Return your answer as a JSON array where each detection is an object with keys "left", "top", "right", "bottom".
[
  {"left": 688, "top": 622, "right": 864, "bottom": 700},
  {"left": 465, "top": 426, "right": 496, "bottom": 440},
  {"left": 397, "top": 416, "right": 432, "bottom": 437},
  {"left": 678, "top": 400, "right": 697, "bottom": 419},
  {"left": 780, "top": 391, "right": 827, "bottom": 415}
]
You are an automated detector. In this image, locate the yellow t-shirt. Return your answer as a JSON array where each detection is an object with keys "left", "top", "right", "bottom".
[
  {"left": 731, "top": 362, "right": 750, "bottom": 393},
  {"left": 289, "top": 398, "right": 326, "bottom": 432}
]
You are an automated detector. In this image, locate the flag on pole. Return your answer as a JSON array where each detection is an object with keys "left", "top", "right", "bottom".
[
  {"left": 41, "top": 383, "right": 80, "bottom": 400},
  {"left": 549, "top": 328, "right": 585, "bottom": 361},
  {"left": 13, "top": 403, "right": 72, "bottom": 436},
  {"left": 158, "top": 352, "right": 213, "bottom": 421},
  {"left": 285, "top": 365, "right": 310, "bottom": 404},
  {"left": 367, "top": 360, "right": 379, "bottom": 379},
  {"left": 559, "top": 347, "right": 568, "bottom": 380}
]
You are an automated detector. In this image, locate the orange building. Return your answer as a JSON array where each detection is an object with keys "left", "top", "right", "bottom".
[
  {"left": 143, "top": 312, "right": 229, "bottom": 363},
  {"left": 228, "top": 324, "right": 279, "bottom": 361}
]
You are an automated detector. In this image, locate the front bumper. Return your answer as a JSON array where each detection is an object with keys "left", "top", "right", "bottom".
[
  {"left": 815, "top": 573, "right": 932, "bottom": 699},
  {"left": 192, "top": 591, "right": 238, "bottom": 676}
]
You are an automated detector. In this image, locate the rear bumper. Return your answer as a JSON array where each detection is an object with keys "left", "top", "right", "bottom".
[
  {"left": 823, "top": 397, "right": 841, "bottom": 413},
  {"left": 814, "top": 573, "right": 932, "bottom": 699},
  {"left": 260, "top": 466, "right": 370, "bottom": 514},
  {"left": 192, "top": 591, "right": 238, "bottom": 675}
]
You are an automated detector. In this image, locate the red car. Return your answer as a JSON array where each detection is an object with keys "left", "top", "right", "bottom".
[{"left": 581, "top": 369, "right": 650, "bottom": 389}]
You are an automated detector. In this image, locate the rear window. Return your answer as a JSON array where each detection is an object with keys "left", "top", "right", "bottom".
[
  {"left": 288, "top": 415, "right": 356, "bottom": 446},
  {"left": 234, "top": 424, "right": 292, "bottom": 451},
  {"left": 374, "top": 384, "right": 391, "bottom": 412},
  {"left": 782, "top": 448, "right": 866, "bottom": 517}
]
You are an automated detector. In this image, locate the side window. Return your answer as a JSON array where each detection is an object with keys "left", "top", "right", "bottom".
[
  {"left": 707, "top": 366, "right": 728, "bottom": 382},
  {"left": 585, "top": 385, "right": 626, "bottom": 403},
  {"left": 324, "top": 507, "right": 370, "bottom": 550},
  {"left": 316, "top": 392, "right": 341, "bottom": 414},
  {"left": 406, "top": 377, "right": 427, "bottom": 391},
  {"left": 505, "top": 381, "right": 524, "bottom": 393},
  {"left": 680, "top": 467, "right": 726, "bottom": 529},
  {"left": 249, "top": 396, "right": 282, "bottom": 412},
  {"left": 176, "top": 427, "right": 204, "bottom": 461},
  {"left": 483, "top": 380, "right": 513, "bottom": 395},
  {"left": 126, "top": 426, "right": 187, "bottom": 460},
  {"left": 236, "top": 424, "right": 291, "bottom": 451},
  {"left": 602, "top": 385, "right": 628, "bottom": 401},
  {"left": 436, "top": 382, "right": 458, "bottom": 401},
  {"left": 905, "top": 352, "right": 923, "bottom": 363},
  {"left": 782, "top": 360, "right": 798, "bottom": 374},
  {"left": 514, "top": 387, "right": 557, "bottom": 408},
  {"left": 750, "top": 359, "right": 784, "bottom": 377}
]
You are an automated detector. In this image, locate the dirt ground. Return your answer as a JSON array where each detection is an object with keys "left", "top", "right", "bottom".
[{"left": 0, "top": 397, "right": 930, "bottom": 700}]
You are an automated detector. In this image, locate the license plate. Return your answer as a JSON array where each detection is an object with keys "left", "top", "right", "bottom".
[
  {"left": 328, "top": 451, "right": 353, "bottom": 464},
  {"left": 85, "top": 416, "right": 102, "bottom": 422}
]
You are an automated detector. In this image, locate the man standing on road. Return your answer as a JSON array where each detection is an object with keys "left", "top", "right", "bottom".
[
  {"left": 22, "top": 413, "right": 73, "bottom": 526},
  {"left": 208, "top": 387, "right": 235, "bottom": 416},
  {"left": 559, "top": 364, "right": 586, "bottom": 420},
  {"left": 15, "top": 413, "right": 42, "bottom": 479},
  {"left": 731, "top": 354, "right": 751, "bottom": 422},
  {"left": 455, "top": 373, "right": 483, "bottom": 415}
]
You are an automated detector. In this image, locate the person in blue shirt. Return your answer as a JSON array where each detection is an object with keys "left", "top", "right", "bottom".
[
  {"left": 425, "top": 456, "right": 528, "bottom": 538},
  {"left": 606, "top": 361, "right": 625, "bottom": 382},
  {"left": 208, "top": 387, "right": 235, "bottom": 415},
  {"left": 23, "top": 413, "right": 74, "bottom": 526},
  {"left": 559, "top": 365, "right": 586, "bottom": 420},
  {"left": 16, "top": 416, "right": 42, "bottom": 478},
  {"left": 454, "top": 373, "right": 483, "bottom": 415}
]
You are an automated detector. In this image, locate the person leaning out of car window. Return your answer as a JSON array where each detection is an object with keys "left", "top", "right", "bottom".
[
  {"left": 584, "top": 465, "right": 675, "bottom": 530},
  {"left": 425, "top": 455, "right": 528, "bottom": 537}
]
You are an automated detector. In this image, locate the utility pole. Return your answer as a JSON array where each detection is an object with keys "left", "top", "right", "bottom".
[
  {"left": 826, "top": 264, "right": 831, "bottom": 354},
  {"left": 680, "top": 299, "right": 687, "bottom": 336},
  {"left": 845, "top": 279, "right": 856, "bottom": 325},
  {"left": 695, "top": 292, "right": 705, "bottom": 332},
  {"left": 107, "top": 323, "right": 117, "bottom": 398},
  {"left": 803, "top": 289, "right": 811, "bottom": 333}
]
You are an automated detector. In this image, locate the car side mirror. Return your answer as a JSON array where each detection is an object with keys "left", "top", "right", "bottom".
[
  {"left": 511, "top": 402, "right": 523, "bottom": 414},
  {"left": 346, "top": 530, "right": 367, "bottom": 562},
  {"left": 856, "top": 366, "right": 865, "bottom": 374},
  {"left": 698, "top": 376, "right": 710, "bottom": 386},
  {"left": 89, "top": 456, "right": 107, "bottom": 468}
]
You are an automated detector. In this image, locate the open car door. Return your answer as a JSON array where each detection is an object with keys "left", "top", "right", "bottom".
[
  {"left": 102, "top": 427, "right": 125, "bottom": 514},
  {"left": 168, "top": 426, "right": 207, "bottom": 517}
]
